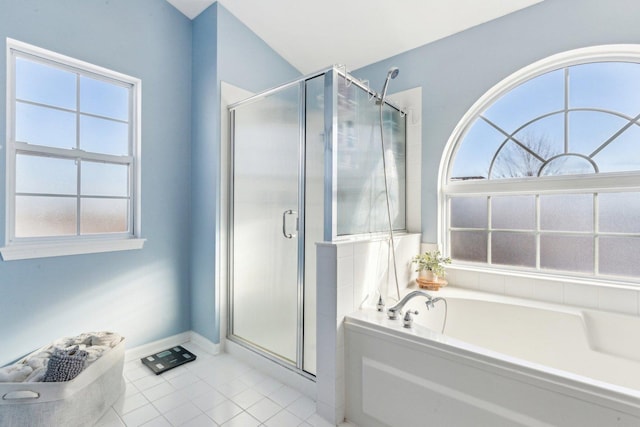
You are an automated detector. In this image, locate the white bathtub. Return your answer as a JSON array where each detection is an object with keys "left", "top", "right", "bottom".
[{"left": 344, "top": 287, "right": 640, "bottom": 426}]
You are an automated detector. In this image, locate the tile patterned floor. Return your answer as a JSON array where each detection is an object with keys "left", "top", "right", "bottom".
[{"left": 95, "top": 342, "right": 347, "bottom": 427}]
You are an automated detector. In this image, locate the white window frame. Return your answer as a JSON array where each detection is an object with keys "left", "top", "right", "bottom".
[
  {"left": 438, "top": 44, "right": 640, "bottom": 285},
  {"left": 1, "top": 38, "right": 144, "bottom": 260}
]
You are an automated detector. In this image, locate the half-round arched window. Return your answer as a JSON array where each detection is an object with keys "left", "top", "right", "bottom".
[{"left": 440, "top": 45, "right": 640, "bottom": 281}]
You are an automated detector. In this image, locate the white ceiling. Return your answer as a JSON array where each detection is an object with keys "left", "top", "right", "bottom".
[{"left": 167, "top": 0, "right": 543, "bottom": 74}]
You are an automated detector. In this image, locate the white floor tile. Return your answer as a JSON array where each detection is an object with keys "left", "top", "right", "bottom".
[
  {"left": 95, "top": 408, "right": 126, "bottom": 427},
  {"left": 152, "top": 389, "right": 192, "bottom": 414},
  {"left": 114, "top": 392, "right": 150, "bottom": 416},
  {"left": 179, "top": 413, "right": 219, "bottom": 427},
  {"left": 192, "top": 389, "right": 228, "bottom": 412},
  {"left": 230, "top": 388, "right": 263, "bottom": 409},
  {"left": 215, "top": 378, "right": 249, "bottom": 398},
  {"left": 220, "top": 412, "right": 261, "bottom": 427},
  {"left": 252, "top": 378, "right": 283, "bottom": 396},
  {"left": 134, "top": 374, "right": 167, "bottom": 391},
  {"left": 245, "top": 397, "right": 282, "bottom": 423},
  {"left": 286, "top": 396, "right": 316, "bottom": 420},
  {"left": 167, "top": 371, "right": 201, "bottom": 390},
  {"left": 140, "top": 416, "right": 172, "bottom": 427},
  {"left": 163, "top": 402, "right": 203, "bottom": 426},
  {"left": 206, "top": 400, "right": 243, "bottom": 425},
  {"left": 305, "top": 413, "right": 335, "bottom": 427},
  {"left": 268, "top": 385, "right": 302, "bottom": 407},
  {"left": 263, "top": 409, "right": 303, "bottom": 427},
  {"left": 122, "top": 403, "right": 162, "bottom": 427},
  {"left": 143, "top": 382, "right": 176, "bottom": 402}
]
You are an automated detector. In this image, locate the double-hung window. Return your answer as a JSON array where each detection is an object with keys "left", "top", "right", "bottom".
[{"left": 2, "top": 39, "right": 143, "bottom": 260}]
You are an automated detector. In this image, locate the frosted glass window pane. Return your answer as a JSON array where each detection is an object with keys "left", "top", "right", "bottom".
[
  {"left": 599, "top": 192, "right": 640, "bottom": 233},
  {"left": 491, "top": 232, "right": 536, "bottom": 267},
  {"left": 451, "top": 231, "right": 487, "bottom": 262},
  {"left": 450, "top": 197, "right": 487, "bottom": 228},
  {"left": 540, "top": 235, "right": 593, "bottom": 273},
  {"left": 15, "top": 57, "right": 76, "bottom": 110},
  {"left": 491, "top": 195, "right": 535, "bottom": 230},
  {"left": 80, "top": 116, "right": 129, "bottom": 156},
  {"left": 81, "top": 199, "right": 128, "bottom": 234},
  {"left": 16, "top": 102, "right": 76, "bottom": 149},
  {"left": 15, "top": 196, "right": 76, "bottom": 237},
  {"left": 599, "top": 237, "right": 640, "bottom": 277},
  {"left": 569, "top": 62, "right": 640, "bottom": 117},
  {"left": 336, "top": 81, "right": 406, "bottom": 235},
  {"left": 81, "top": 162, "right": 128, "bottom": 197},
  {"left": 80, "top": 76, "right": 129, "bottom": 121},
  {"left": 483, "top": 69, "right": 564, "bottom": 134},
  {"left": 16, "top": 155, "right": 77, "bottom": 195},
  {"left": 540, "top": 194, "right": 593, "bottom": 232}
]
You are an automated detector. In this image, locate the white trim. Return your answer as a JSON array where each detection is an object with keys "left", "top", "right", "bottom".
[
  {"left": 124, "top": 331, "right": 221, "bottom": 362},
  {"left": 0, "top": 238, "right": 146, "bottom": 260}
]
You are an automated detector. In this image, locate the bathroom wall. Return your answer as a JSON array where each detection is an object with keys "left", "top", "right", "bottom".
[
  {"left": 0, "top": 0, "right": 193, "bottom": 364},
  {"left": 352, "top": 0, "right": 640, "bottom": 312},
  {"left": 190, "top": 3, "right": 301, "bottom": 343},
  {"left": 353, "top": 0, "right": 640, "bottom": 244}
]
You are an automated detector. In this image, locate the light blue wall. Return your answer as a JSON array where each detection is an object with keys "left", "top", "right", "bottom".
[
  {"left": 0, "top": 0, "right": 193, "bottom": 364},
  {"left": 353, "top": 0, "right": 640, "bottom": 243},
  {"left": 190, "top": 3, "right": 300, "bottom": 343}
]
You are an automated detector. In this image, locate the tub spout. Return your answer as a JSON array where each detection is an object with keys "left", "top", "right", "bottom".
[{"left": 387, "top": 290, "right": 434, "bottom": 320}]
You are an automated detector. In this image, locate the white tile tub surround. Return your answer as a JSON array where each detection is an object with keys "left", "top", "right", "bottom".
[
  {"left": 316, "top": 233, "right": 421, "bottom": 425},
  {"left": 447, "top": 265, "right": 640, "bottom": 317}
]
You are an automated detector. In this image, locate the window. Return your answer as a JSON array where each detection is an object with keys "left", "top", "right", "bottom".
[
  {"left": 2, "top": 39, "right": 143, "bottom": 260},
  {"left": 441, "top": 45, "right": 640, "bottom": 282}
]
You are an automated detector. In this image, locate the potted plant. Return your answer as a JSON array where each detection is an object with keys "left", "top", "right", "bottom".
[{"left": 412, "top": 250, "right": 451, "bottom": 282}]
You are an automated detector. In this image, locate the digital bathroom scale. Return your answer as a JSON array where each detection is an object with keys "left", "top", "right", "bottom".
[{"left": 141, "top": 346, "right": 196, "bottom": 375}]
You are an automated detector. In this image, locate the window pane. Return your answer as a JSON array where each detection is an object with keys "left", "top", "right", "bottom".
[
  {"left": 450, "top": 118, "right": 506, "bottom": 180},
  {"left": 450, "top": 197, "right": 487, "bottom": 228},
  {"left": 599, "top": 192, "right": 640, "bottom": 233},
  {"left": 569, "top": 62, "right": 640, "bottom": 117},
  {"left": 599, "top": 237, "right": 640, "bottom": 277},
  {"left": 540, "top": 194, "right": 593, "bottom": 232},
  {"left": 491, "top": 141, "right": 544, "bottom": 179},
  {"left": 540, "top": 235, "right": 594, "bottom": 273},
  {"left": 81, "top": 198, "right": 128, "bottom": 234},
  {"left": 483, "top": 69, "right": 564, "bottom": 135},
  {"left": 16, "top": 102, "right": 76, "bottom": 149},
  {"left": 539, "top": 154, "right": 597, "bottom": 176},
  {"left": 568, "top": 111, "right": 628, "bottom": 157},
  {"left": 451, "top": 230, "right": 487, "bottom": 262},
  {"left": 80, "top": 76, "right": 129, "bottom": 121},
  {"left": 491, "top": 232, "right": 536, "bottom": 267},
  {"left": 16, "top": 155, "right": 77, "bottom": 195},
  {"left": 81, "top": 162, "right": 128, "bottom": 197},
  {"left": 80, "top": 115, "right": 129, "bottom": 155},
  {"left": 491, "top": 195, "right": 535, "bottom": 230},
  {"left": 15, "top": 57, "right": 76, "bottom": 110},
  {"left": 15, "top": 196, "right": 76, "bottom": 237},
  {"left": 592, "top": 124, "right": 640, "bottom": 173}
]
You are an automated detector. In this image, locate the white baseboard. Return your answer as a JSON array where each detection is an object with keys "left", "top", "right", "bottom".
[{"left": 124, "top": 331, "right": 221, "bottom": 361}]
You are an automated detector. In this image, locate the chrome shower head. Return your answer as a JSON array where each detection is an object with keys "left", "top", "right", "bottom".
[{"left": 377, "top": 66, "right": 400, "bottom": 105}]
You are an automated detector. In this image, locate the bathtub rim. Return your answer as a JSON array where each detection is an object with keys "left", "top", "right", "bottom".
[{"left": 345, "top": 304, "right": 640, "bottom": 418}]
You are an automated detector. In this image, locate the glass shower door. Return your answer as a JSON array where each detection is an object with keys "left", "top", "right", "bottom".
[{"left": 230, "top": 84, "right": 301, "bottom": 365}]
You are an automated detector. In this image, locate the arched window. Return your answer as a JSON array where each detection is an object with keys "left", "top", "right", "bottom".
[{"left": 441, "top": 45, "right": 640, "bottom": 281}]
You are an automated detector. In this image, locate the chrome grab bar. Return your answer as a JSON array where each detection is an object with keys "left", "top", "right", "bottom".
[{"left": 282, "top": 209, "right": 298, "bottom": 239}]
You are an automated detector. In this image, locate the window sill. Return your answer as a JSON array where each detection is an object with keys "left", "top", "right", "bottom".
[{"left": 0, "top": 238, "right": 146, "bottom": 261}]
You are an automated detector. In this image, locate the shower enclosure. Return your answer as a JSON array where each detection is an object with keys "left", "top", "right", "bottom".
[{"left": 228, "top": 67, "right": 406, "bottom": 377}]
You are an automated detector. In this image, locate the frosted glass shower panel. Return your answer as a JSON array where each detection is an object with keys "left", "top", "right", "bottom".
[
  {"left": 336, "top": 79, "right": 406, "bottom": 236},
  {"left": 231, "top": 85, "right": 300, "bottom": 364}
]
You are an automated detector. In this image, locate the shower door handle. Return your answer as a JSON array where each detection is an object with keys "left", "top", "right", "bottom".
[{"left": 282, "top": 209, "right": 298, "bottom": 239}]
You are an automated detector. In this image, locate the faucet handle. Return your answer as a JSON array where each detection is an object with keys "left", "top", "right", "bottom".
[{"left": 403, "top": 310, "right": 419, "bottom": 328}]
